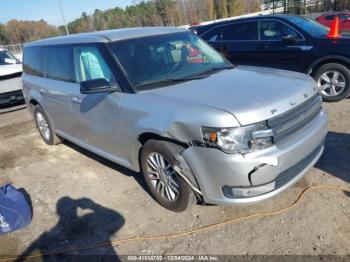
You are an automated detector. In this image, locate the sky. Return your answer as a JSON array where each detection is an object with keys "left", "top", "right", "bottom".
[{"left": 0, "top": 0, "right": 133, "bottom": 26}]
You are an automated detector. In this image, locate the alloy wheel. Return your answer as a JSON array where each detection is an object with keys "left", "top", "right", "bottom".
[
  {"left": 146, "top": 152, "right": 180, "bottom": 202},
  {"left": 36, "top": 112, "right": 50, "bottom": 141},
  {"left": 317, "top": 70, "right": 346, "bottom": 97}
]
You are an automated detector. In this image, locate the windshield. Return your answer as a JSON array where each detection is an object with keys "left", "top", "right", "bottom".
[
  {"left": 108, "top": 31, "right": 232, "bottom": 91},
  {"left": 0, "top": 50, "right": 20, "bottom": 66},
  {"left": 284, "top": 16, "right": 330, "bottom": 37}
]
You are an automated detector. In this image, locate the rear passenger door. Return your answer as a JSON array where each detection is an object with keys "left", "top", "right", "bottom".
[
  {"left": 41, "top": 46, "right": 76, "bottom": 136},
  {"left": 201, "top": 21, "right": 260, "bottom": 66}
]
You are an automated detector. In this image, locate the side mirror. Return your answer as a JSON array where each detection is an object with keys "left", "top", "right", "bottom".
[
  {"left": 281, "top": 34, "right": 298, "bottom": 43},
  {"left": 80, "top": 78, "right": 118, "bottom": 95}
]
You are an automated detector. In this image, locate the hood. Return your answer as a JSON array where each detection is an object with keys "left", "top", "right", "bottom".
[
  {"left": 0, "top": 64, "right": 22, "bottom": 77},
  {"left": 149, "top": 66, "right": 318, "bottom": 126}
]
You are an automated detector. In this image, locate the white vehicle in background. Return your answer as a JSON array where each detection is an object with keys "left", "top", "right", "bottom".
[{"left": 0, "top": 48, "right": 24, "bottom": 109}]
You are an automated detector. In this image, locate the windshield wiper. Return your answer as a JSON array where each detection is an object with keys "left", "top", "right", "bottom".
[
  {"left": 135, "top": 65, "right": 234, "bottom": 89},
  {"left": 136, "top": 75, "right": 208, "bottom": 89},
  {"left": 192, "top": 65, "right": 234, "bottom": 77}
]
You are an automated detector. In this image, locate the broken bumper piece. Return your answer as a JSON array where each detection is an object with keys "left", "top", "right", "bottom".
[{"left": 181, "top": 110, "right": 328, "bottom": 205}]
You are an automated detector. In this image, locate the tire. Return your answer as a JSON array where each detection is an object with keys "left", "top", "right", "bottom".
[
  {"left": 140, "top": 139, "right": 196, "bottom": 212},
  {"left": 312, "top": 63, "right": 350, "bottom": 102},
  {"left": 33, "top": 105, "right": 62, "bottom": 145}
]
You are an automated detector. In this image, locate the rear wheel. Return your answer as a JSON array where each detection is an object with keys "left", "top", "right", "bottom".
[
  {"left": 34, "top": 105, "right": 62, "bottom": 145},
  {"left": 140, "top": 140, "right": 196, "bottom": 212},
  {"left": 313, "top": 63, "right": 350, "bottom": 102}
]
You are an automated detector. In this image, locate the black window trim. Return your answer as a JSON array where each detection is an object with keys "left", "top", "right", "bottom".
[
  {"left": 200, "top": 18, "right": 305, "bottom": 43},
  {"left": 24, "top": 42, "right": 135, "bottom": 94}
]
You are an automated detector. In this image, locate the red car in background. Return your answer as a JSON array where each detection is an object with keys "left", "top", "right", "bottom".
[{"left": 316, "top": 12, "right": 350, "bottom": 32}]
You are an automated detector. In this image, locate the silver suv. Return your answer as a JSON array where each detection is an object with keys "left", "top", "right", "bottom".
[{"left": 22, "top": 28, "right": 328, "bottom": 212}]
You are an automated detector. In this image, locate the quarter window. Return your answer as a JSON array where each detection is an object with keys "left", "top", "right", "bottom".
[
  {"left": 222, "top": 21, "right": 258, "bottom": 41},
  {"left": 44, "top": 46, "right": 72, "bottom": 82},
  {"left": 259, "top": 20, "right": 301, "bottom": 40},
  {"left": 73, "top": 45, "right": 115, "bottom": 85}
]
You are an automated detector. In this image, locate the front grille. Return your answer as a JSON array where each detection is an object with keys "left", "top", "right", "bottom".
[
  {"left": 0, "top": 89, "right": 24, "bottom": 106},
  {"left": 267, "top": 95, "right": 322, "bottom": 142}
]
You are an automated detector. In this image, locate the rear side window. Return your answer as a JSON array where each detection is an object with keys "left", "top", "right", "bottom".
[
  {"left": 201, "top": 27, "right": 223, "bottom": 42},
  {"left": 339, "top": 14, "right": 349, "bottom": 21},
  {"left": 324, "top": 15, "right": 335, "bottom": 20},
  {"left": 44, "top": 46, "right": 72, "bottom": 82},
  {"left": 23, "top": 47, "right": 42, "bottom": 76},
  {"left": 259, "top": 20, "right": 302, "bottom": 40},
  {"left": 222, "top": 21, "right": 258, "bottom": 41}
]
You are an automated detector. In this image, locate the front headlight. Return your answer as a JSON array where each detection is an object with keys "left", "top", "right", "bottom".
[{"left": 201, "top": 122, "right": 273, "bottom": 154}]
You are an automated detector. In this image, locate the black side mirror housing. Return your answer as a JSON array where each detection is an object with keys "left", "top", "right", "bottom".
[
  {"left": 80, "top": 78, "right": 118, "bottom": 94},
  {"left": 281, "top": 34, "right": 298, "bottom": 43}
]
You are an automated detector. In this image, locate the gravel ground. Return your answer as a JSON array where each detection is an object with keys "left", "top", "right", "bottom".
[{"left": 0, "top": 100, "right": 349, "bottom": 260}]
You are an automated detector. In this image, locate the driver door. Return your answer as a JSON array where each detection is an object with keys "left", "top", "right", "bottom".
[{"left": 69, "top": 44, "right": 126, "bottom": 163}]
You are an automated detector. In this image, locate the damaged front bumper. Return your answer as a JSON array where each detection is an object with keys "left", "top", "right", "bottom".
[{"left": 181, "top": 110, "right": 328, "bottom": 205}]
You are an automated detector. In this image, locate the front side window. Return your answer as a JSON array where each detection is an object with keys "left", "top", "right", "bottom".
[
  {"left": 222, "top": 21, "right": 258, "bottom": 41},
  {"left": 0, "top": 50, "right": 20, "bottom": 66},
  {"left": 44, "top": 46, "right": 71, "bottom": 82},
  {"left": 23, "top": 47, "right": 42, "bottom": 76},
  {"left": 259, "top": 20, "right": 302, "bottom": 40},
  {"left": 73, "top": 45, "right": 115, "bottom": 85},
  {"left": 108, "top": 31, "right": 232, "bottom": 91}
]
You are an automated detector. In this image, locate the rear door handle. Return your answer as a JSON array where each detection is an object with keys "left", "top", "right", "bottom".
[{"left": 71, "top": 97, "right": 82, "bottom": 104}]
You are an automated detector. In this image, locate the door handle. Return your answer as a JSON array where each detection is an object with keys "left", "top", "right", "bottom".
[
  {"left": 71, "top": 97, "right": 82, "bottom": 104},
  {"left": 39, "top": 88, "right": 48, "bottom": 94}
]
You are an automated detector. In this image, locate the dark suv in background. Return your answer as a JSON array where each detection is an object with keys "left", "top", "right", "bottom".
[{"left": 191, "top": 15, "right": 350, "bottom": 102}]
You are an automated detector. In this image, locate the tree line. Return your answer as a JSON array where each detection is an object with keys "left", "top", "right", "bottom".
[
  {"left": 62, "top": 0, "right": 261, "bottom": 34},
  {"left": 265, "top": 0, "right": 350, "bottom": 15},
  {"left": 1, "top": 0, "right": 350, "bottom": 45}
]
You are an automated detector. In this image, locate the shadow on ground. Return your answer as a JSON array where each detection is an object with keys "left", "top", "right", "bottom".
[
  {"left": 63, "top": 140, "right": 150, "bottom": 195},
  {"left": 315, "top": 131, "right": 350, "bottom": 196},
  {"left": 15, "top": 197, "right": 125, "bottom": 261}
]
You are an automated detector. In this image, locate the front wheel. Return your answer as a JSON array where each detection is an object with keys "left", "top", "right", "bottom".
[
  {"left": 313, "top": 63, "right": 350, "bottom": 102},
  {"left": 140, "top": 140, "right": 196, "bottom": 212}
]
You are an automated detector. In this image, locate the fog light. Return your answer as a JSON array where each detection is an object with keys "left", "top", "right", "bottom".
[{"left": 222, "top": 182, "right": 275, "bottom": 198}]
